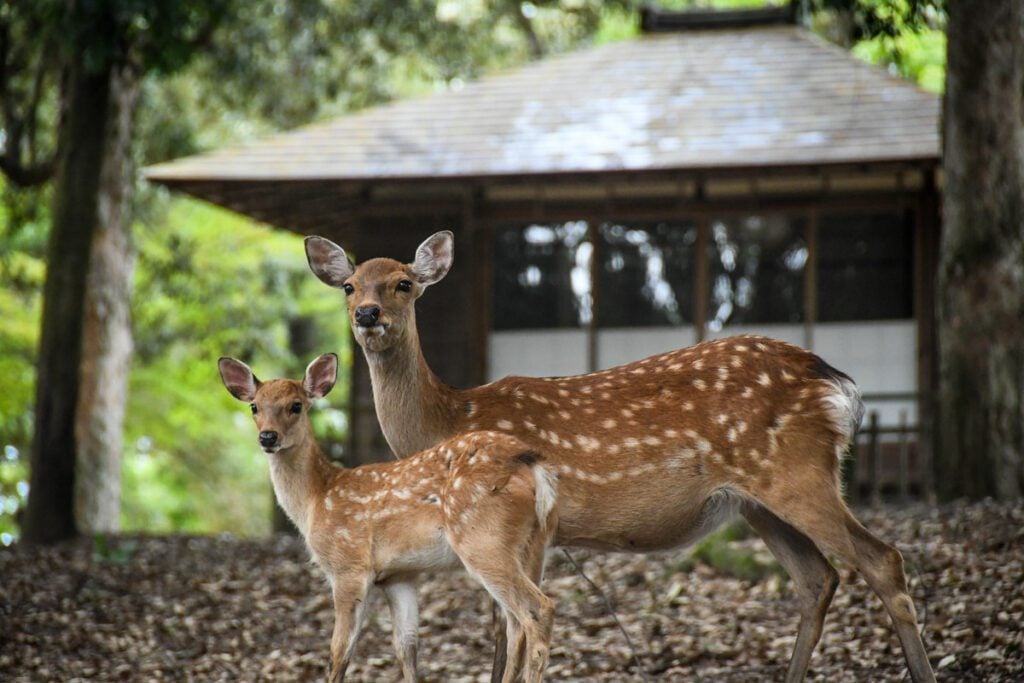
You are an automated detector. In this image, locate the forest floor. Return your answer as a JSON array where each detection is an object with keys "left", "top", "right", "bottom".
[{"left": 2, "top": 500, "right": 1022, "bottom": 682}]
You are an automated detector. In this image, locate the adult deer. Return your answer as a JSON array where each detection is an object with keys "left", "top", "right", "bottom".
[
  {"left": 218, "top": 353, "right": 559, "bottom": 683},
  {"left": 305, "top": 231, "right": 936, "bottom": 682}
]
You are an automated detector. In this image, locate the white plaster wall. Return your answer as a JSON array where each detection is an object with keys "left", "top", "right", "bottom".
[{"left": 488, "top": 329, "right": 589, "bottom": 380}]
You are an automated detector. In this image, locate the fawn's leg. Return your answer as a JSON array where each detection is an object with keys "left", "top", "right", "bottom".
[
  {"left": 327, "top": 577, "right": 371, "bottom": 683},
  {"left": 490, "top": 603, "right": 509, "bottom": 683},
  {"left": 383, "top": 581, "right": 419, "bottom": 683},
  {"left": 741, "top": 502, "right": 839, "bottom": 682}
]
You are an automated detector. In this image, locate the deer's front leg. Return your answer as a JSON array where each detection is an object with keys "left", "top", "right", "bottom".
[
  {"left": 327, "top": 576, "right": 371, "bottom": 683},
  {"left": 383, "top": 581, "right": 419, "bottom": 682}
]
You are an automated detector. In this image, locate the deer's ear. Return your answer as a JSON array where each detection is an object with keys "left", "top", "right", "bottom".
[
  {"left": 219, "top": 358, "right": 260, "bottom": 402},
  {"left": 410, "top": 230, "right": 453, "bottom": 287},
  {"left": 303, "top": 353, "right": 338, "bottom": 399},
  {"left": 305, "top": 236, "right": 355, "bottom": 288}
]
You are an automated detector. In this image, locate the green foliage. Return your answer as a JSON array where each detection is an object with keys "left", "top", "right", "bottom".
[
  {"left": 92, "top": 534, "right": 138, "bottom": 565},
  {"left": 670, "top": 521, "right": 785, "bottom": 582},
  {"left": 808, "top": 0, "right": 947, "bottom": 90},
  {"left": 0, "top": 181, "right": 44, "bottom": 546},
  {"left": 121, "top": 196, "right": 349, "bottom": 535},
  {"left": 852, "top": 24, "right": 945, "bottom": 92}
]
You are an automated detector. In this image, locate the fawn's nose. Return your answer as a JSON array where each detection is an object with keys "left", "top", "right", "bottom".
[
  {"left": 355, "top": 305, "right": 381, "bottom": 327},
  {"left": 259, "top": 431, "right": 279, "bottom": 448}
]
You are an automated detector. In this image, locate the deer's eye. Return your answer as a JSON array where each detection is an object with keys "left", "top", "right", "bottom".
[
  {"left": 250, "top": 404, "right": 258, "bottom": 415},
  {"left": 290, "top": 402, "right": 302, "bottom": 414},
  {"left": 342, "top": 283, "right": 354, "bottom": 295},
  {"left": 396, "top": 280, "right": 412, "bottom": 293}
]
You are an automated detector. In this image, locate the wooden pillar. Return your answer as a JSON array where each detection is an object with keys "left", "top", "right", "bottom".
[
  {"left": 915, "top": 168, "right": 940, "bottom": 501},
  {"left": 694, "top": 215, "right": 710, "bottom": 342},
  {"left": 803, "top": 209, "right": 818, "bottom": 350}
]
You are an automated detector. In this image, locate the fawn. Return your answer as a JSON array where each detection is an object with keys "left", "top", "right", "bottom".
[
  {"left": 304, "top": 230, "right": 936, "bottom": 683},
  {"left": 218, "top": 353, "right": 559, "bottom": 682}
]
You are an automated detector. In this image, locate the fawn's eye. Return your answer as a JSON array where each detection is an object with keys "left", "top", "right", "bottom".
[
  {"left": 250, "top": 404, "right": 258, "bottom": 415},
  {"left": 396, "top": 280, "right": 412, "bottom": 293},
  {"left": 290, "top": 402, "right": 302, "bottom": 414},
  {"left": 342, "top": 283, "right": 354, "bottom": 295}
]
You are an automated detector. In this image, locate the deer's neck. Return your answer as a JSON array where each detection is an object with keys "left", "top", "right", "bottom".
[
  {"left": 268, "top": 433, "right": 335, "bottom": 536},
  {"left": 363, "top": 328, "right": 461, "bottom": 456}
]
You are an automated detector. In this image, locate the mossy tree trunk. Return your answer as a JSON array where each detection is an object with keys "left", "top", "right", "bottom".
[
  {"left": 74, "top": 62, "right": 141, "bottom": 534},
  {"left": 937, "top": 0, "right": 1024, "bottom": 499},
  {"left": 22, "top": 59, "right": 113, "bottom": 544}
]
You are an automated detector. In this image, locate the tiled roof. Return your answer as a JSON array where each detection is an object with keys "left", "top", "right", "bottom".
[{"left": 145, "top": 26, "right": 939, "bottom": 185}]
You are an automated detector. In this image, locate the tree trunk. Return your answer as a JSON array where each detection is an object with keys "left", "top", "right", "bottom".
[
  {"left": 937, "top": 0, "right": 1024, "bottom": 499},
  {"left": 74, "top": 62, "right": 141, "bottom": 534},
  {"left": 21, "top": 60, "right": 113, "bottom": 544}
]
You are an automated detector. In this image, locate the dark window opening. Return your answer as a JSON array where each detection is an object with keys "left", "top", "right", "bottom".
[
  {"left": 598, "top": 221, "right": 697, "bottom": 327},
  {"left": 492, "top": 222, "right": 592, "bottom": 330},
  {"left": 817, "top": 210, "right": 913, "bottom": 322},
  {"left": 707, "top": 214, "right": 807, "bottom": 329}
]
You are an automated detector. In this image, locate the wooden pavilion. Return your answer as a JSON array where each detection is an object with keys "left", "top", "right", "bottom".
[{"left": 146, "top": 5, "right": 941, "bottom": 493}]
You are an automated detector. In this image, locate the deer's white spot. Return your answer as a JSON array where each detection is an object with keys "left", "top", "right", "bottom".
[
  {"left": 693, "top": 359, "right": 705, "bottom": 370},
  {"left": 324, "top": 496, "right": 334, "bottom": 510},
  {"left": 742, "top": 387, "right": 754, "bottom": 399},
  {"left": 602, "top": 418, "right": 617, "bottom": 430},
  {"left": 663, "top": 428, "right": 678, "bottom": 438},
  {"left": 643, "top": 435, "right": 662, "bottom": 446},
  {"left": 757, "top": 373, "right": 772, "bottom": 387},
  {"left": 496, "top": 419, "right": 514, "bottom": 431},
  {"left": 693, "top": 379, "right": 707, "bottom": 391},
  {"left": 621, "top": 408, "right": 634, "bottom": 418},
  {"left": 717, "top": 414, "right": 728, "bottom": 425}
]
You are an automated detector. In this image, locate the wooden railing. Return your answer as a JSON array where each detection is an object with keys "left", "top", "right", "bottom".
[{"left": 847, "top": 392, "right": 928, "bottom": 505}]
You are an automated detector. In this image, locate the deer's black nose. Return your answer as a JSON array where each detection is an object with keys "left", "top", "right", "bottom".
[
  {"left": 355, "top": 306, "right": 381, "bottom": 327},
  {"left": 259, "top": 431, "right": 279, "bottom": 448}
]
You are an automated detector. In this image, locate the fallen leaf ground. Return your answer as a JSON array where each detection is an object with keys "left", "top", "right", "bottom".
[{"left": 2, "top": 501, "right": 1021, "bottom": 681}]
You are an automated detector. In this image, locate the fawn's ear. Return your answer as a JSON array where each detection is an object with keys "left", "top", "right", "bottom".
[
  {"left": 303, "top": 353, "right": 338, "bottom": 399},
  {"left": 410, "top": 230, "right": 453, "bottom": 287},
  {"left": 305, "top": 236, "right": 355, "bottom": 288},
  {"left": 219, "top": 358, "right": 260, "bottom": 402}
]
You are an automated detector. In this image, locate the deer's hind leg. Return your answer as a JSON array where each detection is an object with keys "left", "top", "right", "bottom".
[
  {"left": 749, "top": 467, "right": 935, "bottom": 683},
  {"left": 741, "top": 501, "right": 839, "bottom": 682}
]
